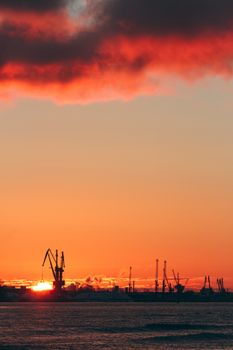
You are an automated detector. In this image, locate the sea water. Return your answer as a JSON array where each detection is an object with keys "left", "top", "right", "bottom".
[{"left": 0, "top": 302, "right": 232, "bottom": 349}]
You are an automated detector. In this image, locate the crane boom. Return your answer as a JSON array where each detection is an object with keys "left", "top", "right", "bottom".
[
  {"left": 172, "top": 269, "right": 178, "bottom": 284},
  {"left": 42, "top": 249, "right": 56, "bottom": 280}
]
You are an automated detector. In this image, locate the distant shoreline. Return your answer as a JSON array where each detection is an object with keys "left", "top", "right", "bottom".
[{"left": 1, "top": 289, "right": 233, "bottom": 303}]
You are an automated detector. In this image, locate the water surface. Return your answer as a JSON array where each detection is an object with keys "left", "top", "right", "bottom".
[{"left": 0, "top": 302, "right": 232, "bottom": 349}]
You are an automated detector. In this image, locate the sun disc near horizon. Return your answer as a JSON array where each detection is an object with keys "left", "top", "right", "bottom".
[{"left": 31, "top": 282, "right": 53, "bottom": 292}]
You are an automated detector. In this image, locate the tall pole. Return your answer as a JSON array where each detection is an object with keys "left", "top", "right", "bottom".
[
  {"left": 55, "top": 249, "right": 59, "bottom": 283},
  {"left": 129, "top": 266, "right": 132, "bottom": 293},
  {"left": 162, "top": 260, "right": 167, "bottom": 294},
  {"left": 155, "top": 259, "right": 159, "bottom": 293}
]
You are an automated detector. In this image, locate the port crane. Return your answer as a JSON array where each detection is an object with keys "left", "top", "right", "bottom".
[
  {"left": 162, "top": 261, "right": 174, "bottom": 293},
  {"left": 172, "top": 269, "right": 189, "bottom": 294},
  {"left": 42, "top": 249, "right": 65, "bottom": 291},
  {"left": 200, "top": 275, "right": 213, "bottom": 296},
  {"left": 217, "top": 278, "right": 226, "bottom": 294}
]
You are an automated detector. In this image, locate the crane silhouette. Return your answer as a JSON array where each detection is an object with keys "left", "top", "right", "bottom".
[{"left": 42, "top": 249, "right": 65, "bottom": 292}]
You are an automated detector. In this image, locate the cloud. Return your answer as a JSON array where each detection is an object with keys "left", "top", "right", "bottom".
[
  {"left": 0, "top": 0, "right": 67, "bottom": 12},
  {"left": 1, "top": 0, "right": 233, "bottom": 103},
  {"left": 100, "top": 0, "right": 233, "bottom": 36}
]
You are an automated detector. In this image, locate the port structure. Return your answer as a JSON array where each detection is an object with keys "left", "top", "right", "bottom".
[
  {"left": 200, "top": 275, "right": 214, "bottom": 296},
  {"left": 156, "top": 259, "right": 188, "bottom": 294},
  {"left": 128, "top": 266, "right": 132, "bottom": 293},
  {"left": 217, "top": 278, "right": 226, "bottom": 294},
  {"left": 155, "top": 259, "right": 159, "bottom": 293},
  {"left": 162, "top": 260, "right": 174, "bottom": 293},
  {"left": 42, "top": 249, "right": 65, "bottom": 292},
  {"left": 172, "top": 270, "right": 189, "bottom": 294}
]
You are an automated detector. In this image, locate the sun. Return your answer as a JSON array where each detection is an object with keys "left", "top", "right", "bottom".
[{"left": 31, "top": 282, "right": 53, "bottom": 292}]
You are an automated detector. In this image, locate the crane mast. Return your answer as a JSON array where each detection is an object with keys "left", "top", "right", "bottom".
[{"left": 42, "top": 249, "right": 65, "bottom": 291}]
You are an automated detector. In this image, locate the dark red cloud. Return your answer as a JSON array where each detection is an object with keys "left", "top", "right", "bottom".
[
  {"left": 0, "top": 0, "right": 67, "bottom": 12},
  {"left": 1, "top": 0, "right": 233, "bottom": 102},
  {"left": 99, "top": 0, "right": 233, "bottom": 36}
]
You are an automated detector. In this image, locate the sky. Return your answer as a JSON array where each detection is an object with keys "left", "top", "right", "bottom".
[{"left": 0, "top": 0, "right": 233, "bottom": 287}]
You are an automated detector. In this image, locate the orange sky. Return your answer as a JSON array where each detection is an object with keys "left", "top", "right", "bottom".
[
  {"left": 0, "top": 1, "right": 232, "bottom": 291},
  {"left": 0, "top": 79, "right": 232, "bottom": 287}
]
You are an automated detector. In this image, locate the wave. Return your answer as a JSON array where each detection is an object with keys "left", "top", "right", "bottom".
[
  {"left": 144, "top": 323, "right": 223, "bottom": 331},
  {"left": 135, "top": 332, "right": 233, "bottom": 344},
  {"left": 94, "top": 322, "right": 229, "bottom": 334}
]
